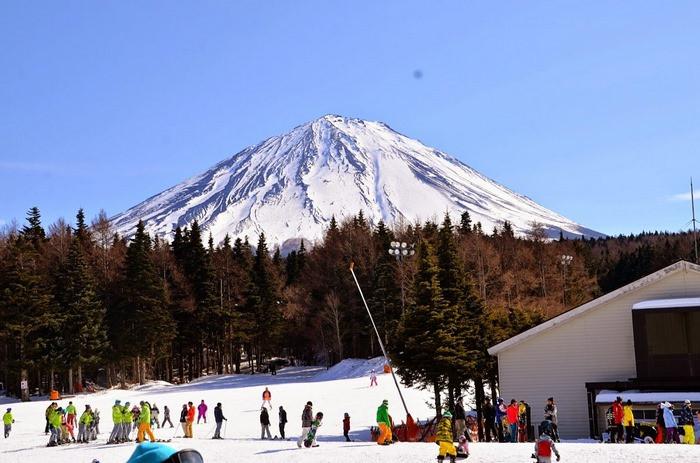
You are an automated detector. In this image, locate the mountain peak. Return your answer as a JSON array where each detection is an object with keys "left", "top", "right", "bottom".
[{"left": 112, "top": 116, "right": 602, "bottom": 250}]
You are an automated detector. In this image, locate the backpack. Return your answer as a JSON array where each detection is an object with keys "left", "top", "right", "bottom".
[{"left": 537, "top": 439, "right": 552, "bottom": 457}]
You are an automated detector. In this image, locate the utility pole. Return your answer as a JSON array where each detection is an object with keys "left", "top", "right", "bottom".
[{"left": 692, "top": 178, "right": 699, "bottom": 264}]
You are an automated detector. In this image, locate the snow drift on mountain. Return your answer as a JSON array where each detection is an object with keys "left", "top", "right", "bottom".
[{"left": 112, "top": 115, "right": 602, "bottom": 249}]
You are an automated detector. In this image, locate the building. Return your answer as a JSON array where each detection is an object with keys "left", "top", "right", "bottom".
[{"left": 487, "top": 260, "right": 700, "bottom": 439}]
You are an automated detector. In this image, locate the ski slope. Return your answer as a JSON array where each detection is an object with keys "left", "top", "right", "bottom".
[{"left": 1, "top": 358, "right": 696, "bottom": 463}]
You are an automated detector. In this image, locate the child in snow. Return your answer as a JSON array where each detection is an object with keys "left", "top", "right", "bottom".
[
  {"left": 262, "top": 387, "right": 272, "bottom": 409},
  {"left": 343, "top": 412, "right": 351, "bottom": 442},
  {"left": 456, "top": 435, "right": 469, "bottom": 458},
  {"left": 369, "top": 370, "right": 378, "bottom": 387},
  {"left": 3, "top": 408, "right": 14, "bottom": 438},
  {"left": 534, "top": 432, "right": 560, "bottom": 463},
  {"left": 197, "top": 400, "right": 207, "bottom": 424},
  {"left": 436, "top": 411, "right": 457, "bottom": 463}
]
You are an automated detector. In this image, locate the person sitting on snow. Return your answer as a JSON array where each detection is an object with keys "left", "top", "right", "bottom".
[
  {"left": 436, "top": 411, "right": 457, "bottom": 463},
  {"left": 456, "top": 434, "right": 469, "bottom": 458},
  {"left": 534, "top": 431, "right": 560, "bottom": 463}
]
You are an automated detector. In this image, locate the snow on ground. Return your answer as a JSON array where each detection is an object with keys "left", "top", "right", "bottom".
[{"left": 1, "top": 359, "right": 697, "bottom": 462}]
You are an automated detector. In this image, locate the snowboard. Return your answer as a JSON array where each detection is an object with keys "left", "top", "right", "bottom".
[{"left": 303, "top": 425, "right": 320, "bottom": 448}]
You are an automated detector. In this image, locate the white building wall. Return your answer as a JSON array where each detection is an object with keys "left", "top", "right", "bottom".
[{"left": 496, "top": 269, "right": 700, "bottom": 438}]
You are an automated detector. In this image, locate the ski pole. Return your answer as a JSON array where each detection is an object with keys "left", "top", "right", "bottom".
[{"left": 223, "top": 420, "right": 227, "bottom": 439}]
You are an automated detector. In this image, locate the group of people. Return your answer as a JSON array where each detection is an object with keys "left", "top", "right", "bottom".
[
  {"left": 608, "top": 396, "right": 698, "bottom": 444},
  {"left": 480, "top": 396, "right": 553, "bottom": 443},
  {"left": 43, "top": 401, "right": 100, "bottom": 446}
]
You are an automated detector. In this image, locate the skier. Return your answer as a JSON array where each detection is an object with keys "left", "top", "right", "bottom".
[
  {"left": 47, "top": 406, "right": 62, "bottom": 446},
  {"left": 3, "top": 408, "right": 13, "bottom": 438},
  {"left": 376, "top": 399, "right": 392, "bottom": 445},
  {"left": 262, "top": 387, "right": 272, "bottom": 409},
  {"left": 186, "top": 402, "right": 195, "bottom": 438},
  {"left": 109, "top": 400, "right": 122, "bottom": 443},
  {"left": 297, "top": 401, "right": 313, "bottom": 448},
  {"left": 343, "top": 412, "right": 351, "bottom": 442},
  {"left": 610, "top": 397, "right": 623, "bottom": 443},
  {"left": 77, "top": 405, "right": 92, "bottom": 443},
  {"left": 162, "top": 405, "right": 174, "bottom": 428},
  {"left": 121, "top": 402, "right": 132, "bottom": 442},
  {"left": 260, "top": 407, "right": 272, "bottom": 439},
  {"left": 534, "top": 431, "right": 561, "bottom": 463},
  {"left": 137, "top": 401, "right": 156, "bottom": 443},
  {"left": 151, "top": 403, "right": 160, "bottom": 429},
  {"left": 679, "top": 400, "right": 695, "bottom": 445},
  {"left": 90, "top": 408, "right": 100, "bottom": 440},
  {"left": 197, "top": 400, "right": 208, "bottom": 424},
  {"left": 436, "top": 411, "right": 457, "bottom": 463},
  {"left": 179, "top": 404, "right": 188, "bottom": 437},
  {"left": 213, "top": 402, "right": 227, "bottom": 439},
  {"left": 622, "top": 400, "right": 634, "bottom": 443},
  {"left": 63, "top": 408, "right": 76, "bottom": 442},
  {"left": 482, "top": 398, "right": 497, "bottom": 442},
  {"left": 454, "top": 396, "right": 466, "bottom": 440},
  {"left": 278, "top": 405, "right": 287, "bottom": 439},
  {"left": 663, "top": 402, "right": 680, "bottom": 443},
  {"left": 544, "top": 397, "right": 559, "bottom": 442},
  {"left": 303, "top": 411, "right": 324, "bottom": 447},
  {"left": 45, "top": 402, "right": 57, "bottom": 434},
  {"left": 369, "top": 369, "right": 378, "bottom": 387},
  {"left": 507, "top": 399, "right": 519, "bottom": 443},
  {"left": 65, "top": 401, "right": 77, "bottom": 428}
]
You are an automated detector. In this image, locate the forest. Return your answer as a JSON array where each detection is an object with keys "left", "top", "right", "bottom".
[{"left": 1, "top": 206, "right": 698, "bottom": 416}]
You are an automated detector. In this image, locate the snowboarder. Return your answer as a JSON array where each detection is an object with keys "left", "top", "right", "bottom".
[
  {"left": 507, "top": 399, "right": 519, "bottom": 443},
  {"left": 663, "top": 402, "right": 680, "bottom": 443},
  {"left": 278, "top": 406, "right": 287, "bottom": 439},
  {"left": 436, "top": 411, "right": 457, "bottom": 462},
  {"left": 137, "top": 401, "right": 156, "bottom": 443},
  {"left": 376, "top": 399, "right": 392, "bottom": 445},
  {"left": 162, "top": 405, "right": 173, "bottom": 428},
  {"left": 3, "top": 408, "right": 14, "bottom": 438},
  {"left": 77, "top": 405, "right": 92, "bottom": 443},
  {"left": 343, "top": 412, "right": 351, "bottom": 442},
  {"left": 262, "top": 387, "right": 272, "bottom": 409},
  {"left": 213, "top": 403, "right": 227, "bottom": 439},
  {"left": 109, "top": 400, "right": 122, "bottom": 443},
  {"left": 622, "top": 400, "right": 634, "bottom": 443},
  {"left": 454, "top": 396, "right": 466, "bottom": 440},
  {"left": 151, "top": 403, "right": 160, "bottom": 429},
  {"left": 65, "top": 401, "right": 77, "bottom": 428},
  {"left": 369, "top": 369, "right": 378, "bottom": 387},
  {"left": 197, "top": 400, "right": 207, "bottom": 424},
  {"left": 610, "top": 397, "right": 623, "bottom": 443},
  {"left": 303, "top": 412, "right": 324, "bottom": 447},
  {"left": 178, "top": 404, "right": 188, "bottom": 437},
  {"left": 297, "top": 401, "right": 313, "bottom": 448},
  {"left": 260, "top": 407, "right": 272, "bottom": 439},
  {"left": 544, "top": 397, "right": 559, "bottom": 442},
  {"left": 482, "top": 398, "right": 497, "bottom": 442},
  {"left": 534, "top": 431, "right": 561, "bottom": 462},
  {"left": 679, "top": 400, "right": 695, "bottom": 445},
  {"left": 186, "top": 402, "right": 195, "bottom": 438}
]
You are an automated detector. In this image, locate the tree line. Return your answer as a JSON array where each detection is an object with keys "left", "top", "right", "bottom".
[{"left": 1, "top": 207, "right": 697, "bottom": 422}]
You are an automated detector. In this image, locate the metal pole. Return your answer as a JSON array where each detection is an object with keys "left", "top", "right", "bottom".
[
  {"left": 350, "top": 262, "right": 410, "bottom": 417},
  {"left": 692, "top": 178, "right": 699, "bottom": 264}
]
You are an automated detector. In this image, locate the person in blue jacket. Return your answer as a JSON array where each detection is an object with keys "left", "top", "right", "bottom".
[
  {"left": 662, "top": 402, "right": 680, "bottom": 444},
  {"left": 126, "top": 442, "right": 203, "bottom": 463}
]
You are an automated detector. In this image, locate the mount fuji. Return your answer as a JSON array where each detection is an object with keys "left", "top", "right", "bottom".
[{"left": 111, "top": 115, "right": 602, "bottom": 249}]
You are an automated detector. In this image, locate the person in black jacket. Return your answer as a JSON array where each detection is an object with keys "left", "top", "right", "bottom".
[
  {"left": 278, "top": 406, "right": 287, "bottom": 439},
  {"left": 179, "top": 404, "right": 188, "bottom": 438},
  {"left": 260, "top": 407, "right": 272, "bottom": 439},
  {"left": 454, "top": 396, "right": 467, "bottom": 440},
  {"left": 162, "top": 405, "right": 173, "bottom": 428},
  {"left": 482, "top": 398, "right": 497, "bottom": 442},
  {"left": 213, "top": 403, "right": 227, "bottom": 439}
]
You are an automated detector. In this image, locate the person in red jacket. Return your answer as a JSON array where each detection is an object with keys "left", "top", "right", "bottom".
[
  {"left": 507, "top": 399, "right": 519, "bottom": 443},
  {"left": 610, "top": 397, "right": 624, "bottom": 443},
  {"left": 343, "top": 413, "right": 351, "bottom": 442}
]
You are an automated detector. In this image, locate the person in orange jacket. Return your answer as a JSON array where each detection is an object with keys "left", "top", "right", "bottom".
[
  {"left": 262, "top": 387, "right": 272, "bottom": 409},
  {"left": 185, "top": 402, "right": 195, "bottom": 438}
]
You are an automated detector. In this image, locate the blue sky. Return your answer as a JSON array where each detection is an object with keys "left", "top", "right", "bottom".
[{"left": 1, "top": 1, "right": 699, "bottom": 235}]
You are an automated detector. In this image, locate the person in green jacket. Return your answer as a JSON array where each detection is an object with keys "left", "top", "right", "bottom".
[
  {"left": 121, "top": 402, "right": 132, "bottom": 442},
  {"left": 77, "top": 405, "right": 93, "bottom": 443},
  {"left": 47, "top": 407, "right": 63, "bottom": 446},
  {"left": 108, "top": 400, "right": 122, "bottom": 443},
  {"left": 376, "top": 399, "right": 393, "bottom": 445},
  {"left": 65, "top": 401, "right": 77, "bottom": 428},
  {"left": 3, "top": 408, "right": 14, "bottom": 438},
  {"left": 137, "top": 401, "right": 156, "bottom": 442}
]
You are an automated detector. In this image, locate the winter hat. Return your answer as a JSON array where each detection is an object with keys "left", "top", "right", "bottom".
[
  {"left": 6, "top": 408, "right": 10, "bottom": 412},
  {"left": 684, "top": 400, "right": 691, "bottom": 405},
  {"left": 115, "top": 400, "right": 121, "bottom": 405},
  {"left": 126, "top": 442, "right": 178, "bottom": 463},
  {"left": 382, "top": 399, "right": 389, "bottom": 406},
  {"left": 442, "top": 411, "right": 452, "bottom": 418}
]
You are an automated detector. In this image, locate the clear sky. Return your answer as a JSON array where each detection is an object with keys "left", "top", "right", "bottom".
[{"left": 1, "top": 1, "right": 699, "bottom": 236}]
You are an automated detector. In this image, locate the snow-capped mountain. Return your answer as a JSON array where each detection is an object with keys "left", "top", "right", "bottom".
[{"left": 112, "top": 115, "right": 602, "bottom": 249}]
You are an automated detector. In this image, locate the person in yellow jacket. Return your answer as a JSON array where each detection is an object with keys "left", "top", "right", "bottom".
[
  {"left": 108, "top": 400, "right": 122, "bottom": 443},
  {"left": 121, "top": 402, "right": 132, "bottom": 442},
  {"left": 622, "top": 400, "right": 635, "bottom": 444},
  {"left": 137, "top": 401, "right": 157, "bottom": 443},
  {"left": 47, "top": 407, "right": 63, "bottom": 446},
  {"left": 77, "top": 405, "right": 93, "bottom": 443},
  {"left": 436, "top": 411, "right": 457, "bottom": 463},
  {"left": 3, "top": 408, "right": 14, "bottom": 438}
]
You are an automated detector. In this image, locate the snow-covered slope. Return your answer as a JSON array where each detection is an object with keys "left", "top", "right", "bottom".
[{"left": 112, "top": 115, "right": 602, "bottom": 249}]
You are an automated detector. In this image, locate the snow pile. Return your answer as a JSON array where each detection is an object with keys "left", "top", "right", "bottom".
[
  {"left": 111, "top": 115, "right": 602, "bottom": 249},
  {"left": 313, "top": 357, "right": 387, "bottom": 382}
]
